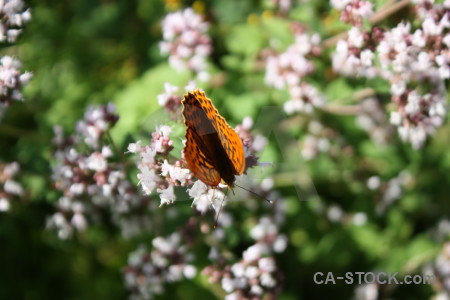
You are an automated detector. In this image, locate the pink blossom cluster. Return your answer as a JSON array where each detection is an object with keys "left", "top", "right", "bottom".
[
  {"left": 123, "top": 231, "right": 197, "bottom": 299},
  {"left": 330, "top": 0, "right": 374, "bottom": 27},
  {"left": 333, "top": 1, "right": 450, "bottom": 148},
  {"left": 48, "top": 104, "right": 151, "bottom": 239},
  {"left": 159, "top": 8, "right": 212, "bottom": 81},
  {"left": 265, "top": 27, "right": 325, "bottom": 114},
  {"left": 389, "top": 88, "right": 446, "bottom": 149},
  {"left": 332, "top": 27, "right": 381, "bottom": 78},
  {"left": 300, "top": 121, "right": 336, "bottom": 161},
  {"left": 0, "top": 56, "right": 32, "bottom": 120},
  {"left": 156, "top": 81, "right": 197, "bottom": 119},
  {"left": 356, "top": 97, "right": 393, "bottom": 145},
  {"left": 202, "top": 217, "right": 286, "bottom": 299},
  {"left": 0, "top": 0, "right": 31, "bottom": 43},
  {"left": 0, "top": 161, "right": 23, "bottom": 212},
  {"left": 157, "top": 82, "right": 183, "bottom": 117},
  {"left": 128, "top": 125, "right": 193, "bottom": 207}
]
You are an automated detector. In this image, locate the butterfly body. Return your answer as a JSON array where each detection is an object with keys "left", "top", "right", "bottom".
[{"left": 182, "top": 89, "right": 245, "bottom": 188}]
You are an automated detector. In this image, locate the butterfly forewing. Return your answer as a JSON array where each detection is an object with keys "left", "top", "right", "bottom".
[
  {"left": 182, "top": 89, "right": 245, "bottom": 187},
  {"left": 184, "top": 127, "right": 221, "bottom": 186}
]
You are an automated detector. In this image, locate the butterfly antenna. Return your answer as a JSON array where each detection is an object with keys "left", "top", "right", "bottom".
[
  {"left": 214, "top": 190, "right": 227, "bottom": 229},
  {"left": 234, "top": 183, "right": 273, "bottom": 204}
]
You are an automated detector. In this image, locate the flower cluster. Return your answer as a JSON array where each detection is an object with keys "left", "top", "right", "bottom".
[
  {"left": 331, "top": 0, "right": 374, "bottom": 27},
  {"left": 159, "top": 8, "right": 212, "bottom": 81},
  {"left": 48, "top": 104, "right": 151, "bottom": 239},
  {"left": 300, "top": 121, "right": 337, "bottom": 161},
  {"left": 202, "top": 217, "right": 286, "bottom": 299},
  {"left": 356, "top": 96, "right": 393, "bottom": 145},
  {"left": 188, "top": 180, "right": 226, "bottom": 214},
  {"left": 0, "top": 161, "right": 23, "bottom": 211},
  {"left": 332, "top": 1, "right": 450, "bottom": 148},
  {"left": 157, "top": 82, "right": 183, "bottom": 116},
  {"left": 332, "top": 27, "right": 381, "bottom": 78},
  {"left": 0, "top": 0, "right": 31, "bottom": 43},
  {"left": 265, "top": 27, "right": 324, "bottom": 114},
  {"left": 0, "top": 56, "right": 32, "bottom": 120},
  {"left": 123, "top": 231, "right": 197, "bottom": 299},
  {"left": 128, "top": 125, "right": 193, "bottom": 207},
  {"left": 389, "top": 88, "right": 446, "bottom": 149}
]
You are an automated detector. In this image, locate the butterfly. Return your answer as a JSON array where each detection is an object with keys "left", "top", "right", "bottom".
[{"left": 182, "top": 89, "right": 245, "bottom": 188}]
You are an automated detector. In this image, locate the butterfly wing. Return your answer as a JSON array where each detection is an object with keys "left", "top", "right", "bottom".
[
  {"left": 210, "top": 112, "right": 245, "bottom": 175},
  {"left": 184, "top": 127, "right": 221, "bottom": 186},
  {"left": 190, "top": 90, "right": 245, "bottom": 175}
]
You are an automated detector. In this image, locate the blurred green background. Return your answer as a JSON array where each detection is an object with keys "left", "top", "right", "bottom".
[{"left": 1, "top": 0, "right": 449, "bottom": 299}]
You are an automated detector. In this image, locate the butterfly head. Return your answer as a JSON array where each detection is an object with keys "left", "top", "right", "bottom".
[{"left": 220, "top": 174, "right": 237, "bottom": 189}]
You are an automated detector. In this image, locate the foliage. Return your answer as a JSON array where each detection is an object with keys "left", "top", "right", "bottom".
[{"left": 1, "top": 0, "right": 450, "bottom": 299}]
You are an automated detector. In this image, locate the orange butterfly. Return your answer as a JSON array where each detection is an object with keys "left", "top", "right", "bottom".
[{"left": 182, "top": 89, "right": 245, "bottom": 188}]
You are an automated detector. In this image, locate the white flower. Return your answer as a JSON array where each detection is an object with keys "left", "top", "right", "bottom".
[
  {"left": 357, "top": 1, "right": 374, "bottom": 19},
  {"left": 221, "top": 277, "right": 235, "bottom": 293},
  {"left": 158, "top": 125, "right": 172, "bottom": 137},
  {"left": 250, "top": 284, "right": 263, "bottom": 295},
  {"left": 367, "top": 176, "right": 381, "bottom": 190},
  {"left": 225, "top": 293, "right": 239, "bottom": 300},
  {"left": 71, "top": 213, "right": 87, "bottom": 230},
  {"left": 183, "top": 265, "right": 196, "bottom": 278},
  {"left": 140, "top": 146, "right": 156, "bottom": 164},
  {"left": 0, "top": 198, "right": 10, "bottom": 211},
  {"left": 86, "top": 152, "right": 108, "bottom": 172},
  {"left": 273, "top": 234, "right": 287, "bottom": 252},
  {"left": 390, "top": 80, "right": 406, "bottom": 97},
  {"left": 260, "top": 272, "right": 276, "bottom": 288},
  {"left": 389, "top": 111, "right": 402, "bottom": 126},
  {"left": 127, "top": 140, "right": 142, "bottom": 153},
  {"left": 423, "top": 17, "right": 442, "bottom": 35},
  {"left": 331, "top": 0, "right": 351, "bottom": 10},
  {"left": 258, "top": 257, "right": 276, "bottom": 272},
  {"left": 189, "top": 180, "right": 224, "bottom": 213},
  {"left": 412, "top": 29, "right": 426, "bottom": 47},
  {"left": 360, "top": 49, "right": 374, "bottom": 67},
  {"left": 244, "top": 266, "right": 259, "bottom": 279},
  {"left": 184, "top": 81, "right": 197, "bottom": 92},
  {"left": 160, "top": 160, "right": 191, "bottom": 184},
  {"left": 231, "top": 262, "right": 245, "bottom": 277},
  {"left": 138, "top": 166, "right": 158, "bottom": 195},
  {"left": 348, "top": 27, "right": 364, "bottom": 48},
  {"left": 327, "top": 205, "right": 344, "bottom": 222},
  {"left": 352, "top": 212, "right": 367, "bottom": 226},
  {"left": 243, "top": 244, "right": 266, "bottom": 262},
  {"left": 158, "top": 185, "right": 176, "bottom": 206},
  {"left": 4, "top": 179, "right": 23, "bottom": 195},
  {"left": 152, "top": 233, "right": 180, "bottom": 254},
  {"left": 160, "top": 8, "right": 211, "bottom": 78}
]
